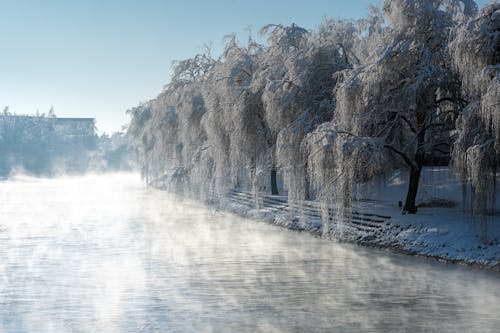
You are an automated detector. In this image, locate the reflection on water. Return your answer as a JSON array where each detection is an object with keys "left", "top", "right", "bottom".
[{"left": 0, "top": 174, "right": 499, "bottom": 332}]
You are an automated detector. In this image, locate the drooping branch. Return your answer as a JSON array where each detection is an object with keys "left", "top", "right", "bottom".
[{"left": 384, "top": 144, "right": 417, "bottom": 169}]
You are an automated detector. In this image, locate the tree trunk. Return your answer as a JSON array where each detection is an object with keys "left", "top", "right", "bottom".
[
  {"left": 403, "top": 103, "right": 427, "bottom": 214},
  {"left": 271, "top": 168, "right": 279, "bottom": 195},
  {"left": 403, "top": 166, "right": 421, "bottom": 214}
]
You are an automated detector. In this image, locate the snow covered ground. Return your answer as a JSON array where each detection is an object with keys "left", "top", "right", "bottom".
[
  {"left": 351, "top": 167, "right": 499, "bottom": 269},
  {"left": 364, "top": 204, "right": 499, "bottom": 270},
  {"left": 210, "top": 167, "right": 500, "bottom": 271}
]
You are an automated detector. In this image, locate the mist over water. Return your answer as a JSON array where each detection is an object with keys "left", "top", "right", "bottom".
[{"left": 0, "top": 174, "right": 499, "bottom": 332}]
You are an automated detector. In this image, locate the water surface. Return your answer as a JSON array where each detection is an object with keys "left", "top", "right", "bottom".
[{"left": 0, "top": 174, "right": 499, "bottom": 332}]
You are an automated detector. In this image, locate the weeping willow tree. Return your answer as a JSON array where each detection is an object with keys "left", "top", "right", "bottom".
[
  {"left": 449, "top": 3, "right": 500, "bottom": 216},
  {"left": 200, "top": 34, "right": 273, "bottom": 199},
  {"left": 306, "top": 0, "right": 480, "bottom": 218},
  {"left": 255, "top": 21, "right": 358, "bottom": 204},
  {"left": 128, "top": 0, "right": 498, "bottom": 230},
  {"left": 127, "top": 50, "right": 214, "bottom": 192}
]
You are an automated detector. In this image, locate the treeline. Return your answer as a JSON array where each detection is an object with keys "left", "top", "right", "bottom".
[
  {"left": 128, "top": 0, "right": 499, "bottom": 218},
  {"left": 0, "top": 113, "right": 97, "bottom": 175},
  {"left": 0, "top": 111, "right": 136, "bottom": 176}
]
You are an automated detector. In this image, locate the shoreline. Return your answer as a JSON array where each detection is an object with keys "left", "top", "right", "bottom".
[
  {"left": 235, "top": 206, "right": 500, "bottom": 272},
  {"left": 199, "top": 189, "right": 500, "bottom": 273}
]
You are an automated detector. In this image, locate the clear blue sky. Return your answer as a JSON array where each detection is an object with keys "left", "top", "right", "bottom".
[{"left": 0, "top": 0, "right": 490, "bottom": 133}]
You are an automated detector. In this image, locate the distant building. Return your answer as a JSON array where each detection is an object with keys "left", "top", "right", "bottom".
[{"left": 0, "top": 115, "right": 98, "bottom": 175}]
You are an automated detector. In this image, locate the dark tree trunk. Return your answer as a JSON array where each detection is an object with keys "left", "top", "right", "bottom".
[
  {"left": 489, "top": 163, "right": 496, "bottom": 215},
  {"left": 403, "top": 166, "right": 421, "bottom": 213},
  {"left": 271, "top": 168, "right": 279, "bottom": 195},
  {"left": 403, "top": 104, "right": 427, "bottom": 214}
]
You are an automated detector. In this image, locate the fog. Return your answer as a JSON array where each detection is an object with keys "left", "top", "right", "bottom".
[
  {"left": 0, "top": 174, "right": 499, "bottom": 332},
  {"left": 0, "top": 115, "right": 136, "bottom": 178}
]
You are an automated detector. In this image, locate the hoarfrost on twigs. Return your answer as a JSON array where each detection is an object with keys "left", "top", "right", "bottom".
[{"left": 128, "top": 0, "right": 499, "bottom": 235}]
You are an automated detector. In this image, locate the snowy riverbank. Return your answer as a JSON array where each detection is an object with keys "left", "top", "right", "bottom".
[
  {"left": 217, "top": 194, "right": 500, "bottom": 271},
  {"left": 200, "top": 167, "right": 500, "bottom": 272}
]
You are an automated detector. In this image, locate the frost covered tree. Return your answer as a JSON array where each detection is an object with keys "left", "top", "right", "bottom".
[
  {"left": 254, "top": 22, "right": 355, "bottom": 202},
  {"left": 127, "top": 0, "right": 498, "bottom": 223},
  {"left": 127, "top": 102, "right": 153, "bottom": 181},
  {"left": 449, "top": 2, "right": 499, "bottom": 216},
  {"left": 307, "top": 0, "right": 479, "bottom": 214},
  {"left": 0, "top": 112, "right": 98, "bottom": 175},
  {"left": 127, "top": 55, "right": 211, "bottom": 192},
  {"left": 201, "top": 34, "right": 269, "bottom": 195}
]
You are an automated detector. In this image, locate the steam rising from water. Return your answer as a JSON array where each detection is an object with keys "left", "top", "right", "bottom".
[{"left": 0, "top": 174, "right": 499, "bottom": 332}]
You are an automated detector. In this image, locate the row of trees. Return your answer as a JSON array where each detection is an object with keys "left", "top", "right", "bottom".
[
  {"left": 128, "top": 0, "right": 499, "bottom": 219},
  {"left": 0, "top": 111, "right": 137, "bottom": 176},
  {"left": 0, "top": 113, "right": 97, "bottom": 175}
]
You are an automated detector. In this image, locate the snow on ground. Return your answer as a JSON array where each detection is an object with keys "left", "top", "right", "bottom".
[
  {"left": 361, "top": 167, "right": 500, "bottom": 269},
  {"left": 213, "top": 167, "right": 500, "bottom": 271},
  {"left": 381, "top": 206, "right": 499, "bottom": 268}
]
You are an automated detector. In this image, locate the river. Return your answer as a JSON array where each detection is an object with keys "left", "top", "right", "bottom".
[{"left": 0, "top": 174, "right": 499, "bottom": 332}]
